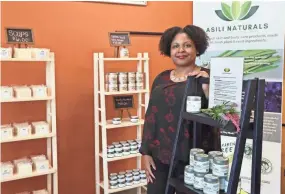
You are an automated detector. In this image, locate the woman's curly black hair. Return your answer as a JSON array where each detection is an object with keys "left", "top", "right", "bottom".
[{"left": 159, "top": 25, "right": 209, "bottom": 57}]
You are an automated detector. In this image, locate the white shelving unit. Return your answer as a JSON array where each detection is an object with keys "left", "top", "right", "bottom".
[
  {"left": 0, "top": 54, "right": 58, "bottom": 194},
  {"left": 94, "top": 52, "right": 150, "bottom": 194}
]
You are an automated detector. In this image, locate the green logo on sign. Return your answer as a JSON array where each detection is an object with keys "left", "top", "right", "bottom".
[
  {"left": 215, "top": 1, "right": 259, "bottom": 21},
  {"left": 224, "top": 68, "right": 230, "bottom": 72}
]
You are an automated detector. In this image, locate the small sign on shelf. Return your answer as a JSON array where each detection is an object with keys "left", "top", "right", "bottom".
[
  {"left": 113, "top": 95, "right": 134, "bottom": 119},
  {"left": 109, "top": 32, "right": 130, "bottom": 58},
  {"left": 5, "top": 28, "right": 34, "bottom": 45}
]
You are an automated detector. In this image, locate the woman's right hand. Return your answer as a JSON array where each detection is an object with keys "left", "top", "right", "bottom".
[{"left": 143, "top": 155, "right": 156, "bottom": 183}]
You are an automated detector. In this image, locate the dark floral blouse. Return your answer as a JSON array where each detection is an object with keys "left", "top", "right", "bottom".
[{"left": 139, "top": 69, "right": 221, "bottom": 164}]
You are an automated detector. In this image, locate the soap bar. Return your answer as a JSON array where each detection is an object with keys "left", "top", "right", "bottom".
[
  {"left": 0, "top": 47, "right": 12, "bottom": 59},
  {"left": 13, "top": 122, "right": 32, "bottom": 137},
  {"left": 14, "top": 158, "right": 33, "bottom": 175},
  {"left": 31, "top": 121, "right": 49, "bottom": 135},
  {"left": 0, "top": 162, "right": 14, "bottom": 178},
  {"left": 1, "top": 86, "right": 13, "bottom": 99},
  {"left": 31, "top": 48, "right": 50, "bottom": 59},
  {"left": 33, "top": 160, "right": 49, "bottom": 172},
  {"left": 13, "top": 86, "right": 32, "bottom": 98},
  {"left": 14, "top": 48, "right": 32, "bottom": 59},
  {"left": 30, "top": 85, "right": 47, "bottom": 97},
  {"left": 1, "top": 124, "right": 14, "bottom": 140}
]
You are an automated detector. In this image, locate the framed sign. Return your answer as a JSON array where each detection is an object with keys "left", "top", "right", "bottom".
[
  {"left": 113, "top": 95, "right": 134, "bottom": 109},
  {"left": 109, "top": 32, "right": 131, "bottom": 47},
  {"left": 5, "top": 28, "right": 34, "bottom": 44}
]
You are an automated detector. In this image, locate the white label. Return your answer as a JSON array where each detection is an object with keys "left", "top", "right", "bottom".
[
  {"left": 19, "top": 128, "right": 29, "bottom": 136},
  {"left": 2, "top": 90, "right": 12, "bottom": 98},
  {"left": 184, "top": 171, "right": 194, "bottom": 185},
  {"left": 194, "top": 176, "right": 204, "bottom": 190},
  {"left": 194, "top": 160, "right": 209, "bottom": 173},
  {"left": 1, "top": 129, "right": 13, "bottom": 139},
  {"left": 186, "top": 101, "right": 201, "bottom": 113},
  {"left": 219, "top": 177, "right": 226, "bottom": 190},
  {"left": 203, "top": 182, "right": 219, "bottom": 194},
  {"left": 212, "top": 163, "right": 228, "bottom": 177}
]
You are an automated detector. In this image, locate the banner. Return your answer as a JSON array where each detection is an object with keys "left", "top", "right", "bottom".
[{"left": 194, "top": 1, "right": 284, "bottom": 194}]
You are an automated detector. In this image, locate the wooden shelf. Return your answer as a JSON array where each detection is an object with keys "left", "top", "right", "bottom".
[
  {"left": 0, "top": 168, "right": 57, "bottom": 182},
  {"left": 99, "top": 118, "right": 144, "bottom": 129},
  {"left": 98, "top": 181, "right": 147, "bottom": 193},
  {"left": 1, "top": 96, "right": 54, "bottom": 103},
  {"left": 0, "top": 57, "right": 53, "bottom": 62},
  {"left": 0, "top": 133, "right": 55, "bottom": 143},
  {"left": 99, "top": 152, "right": 141, "bottom": 162},
  {"left": 100, "top": 57, "right": 149, "bottom": 61},
  {"left": 103, "top": 90, "right": 149, "bottom": 95},
  {"left": 169, "top": 177, "right": 226, "bottom": 194}
]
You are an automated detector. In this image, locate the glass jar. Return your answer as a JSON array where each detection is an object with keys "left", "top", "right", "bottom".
[{"left": 186, "top": 96, "right": 201, "bottom": 113}]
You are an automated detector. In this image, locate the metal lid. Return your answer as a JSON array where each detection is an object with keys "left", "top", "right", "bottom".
[
  {"left": 194, "top": 153, "right": 209, "bottom": 161},
  {"left": 107, "top": 145, "right": 115, "bottom": 149},
  {"left": 185, "top": 165, "right": 194, "bottom": 172},
  {"left": 187, "top": 96, "right": 201, "bottom": 101},
  {"left": 208, "top": 151, "right": 223, "bottom": 158},
  {"left": 125, "top": 170, "right": 133, "bottom": 174},
  {"left": 194, "top": 172, "right": 207, "bottom": 177},
  {"left": 109, "top": 175, "right": 117, "bottom": 181},
  {"left": 110, "top": 173, "right": 117, "bottom": 177},
  {"left": 190, "top": 148, "right": 204, "bottom": 155},
  {"left": 213, "top": 156, "right": 229, "bottom": 165},
  {"left": 122, "top": 143, "right": 130, "bottom": 147},
  {"left": 204, "top": 174, "right": 219, "bottom": 183},
  {"left": 119, "top": 171, "right": 126, "bottom": 175},
  {"left": 133, "top": 169, "right": 140, "bottom": 172}
]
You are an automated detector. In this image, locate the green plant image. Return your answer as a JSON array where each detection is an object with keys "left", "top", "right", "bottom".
[{"left": 217, "top": 49, "right": 281, "bottom": 75}]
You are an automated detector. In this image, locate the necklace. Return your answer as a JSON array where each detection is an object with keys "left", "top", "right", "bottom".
[{"left": 170, "top": 70, "right": 187, "bottom": 82}]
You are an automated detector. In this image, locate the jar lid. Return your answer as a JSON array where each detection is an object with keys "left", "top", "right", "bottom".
[
  {"left": 194, "top": 172, "right": 207, "bottom": 177},
  {"left": 125, "top": 170, "right": 133, "bottom": 173},
  {"left": 119, "top": 171, "right": 126, "bottom": 175},
  {"left": 187, "top": 96, "right": 201, "bottom": 101},
  {"left": 190, "top": 148, "right": 204, "bottom": 155},
  {"left": 208, "top": 151, "right": 223, "bottom": 158},
  {"left": 204, "top": 174, "right": 219, "bottom": 183},
  {"left": 110, "top": 173, "right": 118, "bottom": 176},
  {"left": 109, "top": 175, "right": 118, "bottom": 180},
  {"left": 107, "top": 145, "right": 115, "bottom": 149},
  {"left": 127, "top": 140, "right": 135, "bottom": 143},
  {"left": 139, "top": 170, "right": 146, "bottom": 174},
  {"left": 125, "top": 173, "right": 133, "bottom": 177},
  {"left": 185, "top": 165, "right": 194, "bottom": 172},
  {"left": 213, "top": 156, "right": 229, "bottom": 165},
  {"left": 194, "top": 153, "right": 209, "bottom": 161}
]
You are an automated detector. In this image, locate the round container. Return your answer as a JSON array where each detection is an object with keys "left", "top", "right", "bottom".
[
  {"left": 136, "top": 72, "right": 144, "bottom": 82},
  {"left": 212, "top": 156, "right": 229, "bottom": 177},
  {"left": 122, "top": 142, "right": 130, "bottom": 147},
  {"left": 194, "top": 153, "right": 209, "bottom": 173},
  {"left": 114, "top": 143, "right": 122, "bottom": 149},
  {"left": 118, "top": 178, "right": 126, "bottom": 188},
  {"left": 118, "top": 175, "right": 125, "bottom": 179},
  {"left": 125, "top": 173, "right": 133, "bottom": 186},
  {"left": 118, "top": 171, "right": 126, "bottom": 176},
  {"left": 190, "top": 148, "right": 204, "bottom": 166},
  {"left": 112, "top": 142, "right": 120, "bottom": 146},
  {"left": 126, "top": 170, "right": 133, "bottom": 174},
  {"left": 106, "top": 73, "right": 118, "bottom": 84},
  {"left": 130, "top": 116, "right": 139, "bottom": 123},
  {"left": 193, "top": 172, "right": 207, "bottom": 190},
  {"left": 108, "top": 145, "right": 115, "bottom": 150},
  {"left": 208, "top": 151, "right": 223, "bottom": 171},
  {"left": 123, "top": 145, "right": 130, "bottom": 155},
  {"left": 109, "top": 175, "right": 118, "bottom": 181},
  {"left": 203, "top": 174, "right": 219, "bottom": 194},
  {"left": 130, "top": 144, "right": 138, "bottom": 154},
  {"left": 139, "top": 170, "right": 146, "bottom": 174},
  {"left": 110, "top": 173, "right": 118, "bottom": 177},
  {"left": 140, "top": 173, "right": 147, "bottom": 183},
  {"left": 119, "top": 83, "right": 128, "bottom": 92},
  {"left": 133, "top": 172, "right": 140, "bottom": 184},
  {"left": 128, "top": 83, "right": 136, "bottom": 91},
  {"left": 115, "top": 146, "right": 123, "bottom": 157},
  {"left": 118, "top": 72, "right": 128, "bottom": 84},
  {"left": 109, "top": 179, "right": 118, "bottom": 189},
  {"left": 108, "top": 84, "right": 118, "bottom": 92},
  {"left": 112, "top": 118, "right": 121, "bottom": 125},
  {"left": 186, "top": 96, "right": 201, "bottom": 113},
  {"left": 107, "top": 149, "right": 115, "bottom": 158},
  {"left": 132, "top": 171, "right": 140, "bottom": 176},
  {"left": 136, "top": 82, "right": 144, "bottom": 90},
  {"left": 133, "top": 169, "right": 140, "bottom": 173},
  {"left": 128, "top": 72, "right": 136, "bottom": 83},
  {"left": 184, "top": 165, "right": 194, "bottom": 185}
]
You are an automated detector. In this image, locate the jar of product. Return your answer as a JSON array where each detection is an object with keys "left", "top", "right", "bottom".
[
  {"left": 115, "top": 146, "right": 123, "bottom": 157},
  {"left": 125, "top": 173, "right": 133, "bottom": 186},
  {"left": 118, "top": 177, "right": 126, "bottom": 188},
  {"left": 108, "top": 84, "right": 118, "bottom": 92},
  {"left": 125, "top": 170, "right": 133, "bottom": 174},
  {"left": 136, "top": 72, "right": 144, "bottom": 82},
  {"left": 208, "top": 151, "right": 223, "bottom": 171},
  {"left": 128, "top": 72, "right": 136, "bottom": 83},
  {"left": 130, "top": 143, "right": 138, "bottom": 154},
  {"left": 140, "top": 173, "right": 147, "bottom": 183},
  {"left": 132, "top": 169, "right": 140, "bottom": 173},
  {"left": 184, "top": 165, "right": 194, "bottom": 185},
  {"left": 118, "top": 171, "right": 126, "bottom": 177},
  {"left": 190, "top": 148, "right": 204, "bottom": 167},
  {"left": 109, "top": 179, "right": 118, "bottom": 189},
  {"left": 107, "top": 146, "right": 115, "bottom": 158},
  {"left": 186, "top": 96, "right": 201, "bottom": 113},
  {"left": 194, "top": 153, "right": 209, "bottom": 173},
  {"left": 136, "top": 82, "right": 144, "bottom": 90},
  {"left": 119, "top": 46, "right": 129, "bottom": 58},
  {"left": 139, "top": 170, "right": 146, "bottom": 174},
  {"left": 106, "top": 73, "right": 118, "bottom": 84},
  {"left": 112, "top": 142, "right": 120, "bottom": 146},
  {"left": 133, "top": 171, "right": 140, "bottom": 184},
  {"left": 110, "top": 173, "right": 118, "bottom": 177},
  {"left": 123, "top": 144, "right": 131, "bottom": 155},
  {"left": 193, "top": 172, "right": 207, "bottom": 190},
  {"left": 212, "top": 156, "right": 229, "bottom": 177},
  {"left": 118, "top": 72, "right": 128, "bottom": 84},
  {"left": 110, "top": 174, "right": 118, "bottom": 180},
  {"left": 203, "top": 174, "right": 219, "bottom": 194},
  {"left": 128, "top": 83, "right": 136, "bottom": 91},
  {"left": 114, "top": 143, "right": 122, "bottom": 149},
  {"left": 119, "top": 84, "right": 128, "bottom": 92}
]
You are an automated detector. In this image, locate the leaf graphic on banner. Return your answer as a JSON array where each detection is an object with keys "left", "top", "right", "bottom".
[
  {"left": 221, "top": 2, "right": 233, "bottom": 21},
  {"left": 240, "top": 6, "right": 259, "bottom": 20},
  {"left": 231, "top": 1, "right": 241, "bottom": 20},
  {"left": 239, "top": 1, "right": 252, "bottom": 19},
  {"left": 215, "top": 10, "right": 232, "bottom": 21}
]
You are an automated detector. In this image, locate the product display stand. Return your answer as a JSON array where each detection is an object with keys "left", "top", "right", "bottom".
[
  {"left": 0, "top": 53, "right": 58, "bottom": 194},
  {"left": 94, "top": 52, "right": 150, "bottom": 194},
  {"left": 165, "top": 76, "right": 265, "bottom": 194}
]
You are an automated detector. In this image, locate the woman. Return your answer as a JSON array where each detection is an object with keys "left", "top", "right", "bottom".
[{"left": 139, "top": 25, "right": 220, "bottom": 194}]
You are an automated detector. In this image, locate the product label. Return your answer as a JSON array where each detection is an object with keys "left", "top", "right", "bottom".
[
  {"left": 194, "top": 160, "right": 209, "bottom": 173},
  {"left": 212, "top": 163, "right": 228, "bottom": 177},
  {"left": 1, "top": 130, "right": 12, "bottom": 139},
  {"left": 194, "top": 176, "right": 204, "bottom": 190},
  {"left": 186, "top": 101, "right": 201, "bottom": 113},
  {"left": 203, "top": 182, "right": 219, "bottom": 194},
  {"left": 209, "top": 159, "right": 213, "bottom": 169},
  {"left": 19, "top": 128, "right": 29, "bottom": 136},
  {"left": 184, "top": 171, "right": 194, "bottom": 185}
]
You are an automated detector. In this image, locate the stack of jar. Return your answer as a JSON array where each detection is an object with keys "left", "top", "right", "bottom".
[
  {"left": 107, "top": 139, "right": 141, "bottom": 158},
  {"left": 105, "top": 72, "right": 144, "bottom": 92},
  {"left": 109, "top": 169, "right": 147, "bottom": 189},
  {"left": 184, "top": 148, "right": 229, "bottom": 194}
]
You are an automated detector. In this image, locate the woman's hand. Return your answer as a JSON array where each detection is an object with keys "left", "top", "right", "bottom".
[
  {"left": 143, "top": 155, "right": 156, "bottom": 183},
  {"left": 188, "top": 68, "right": 209, "bottom": 98}
]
